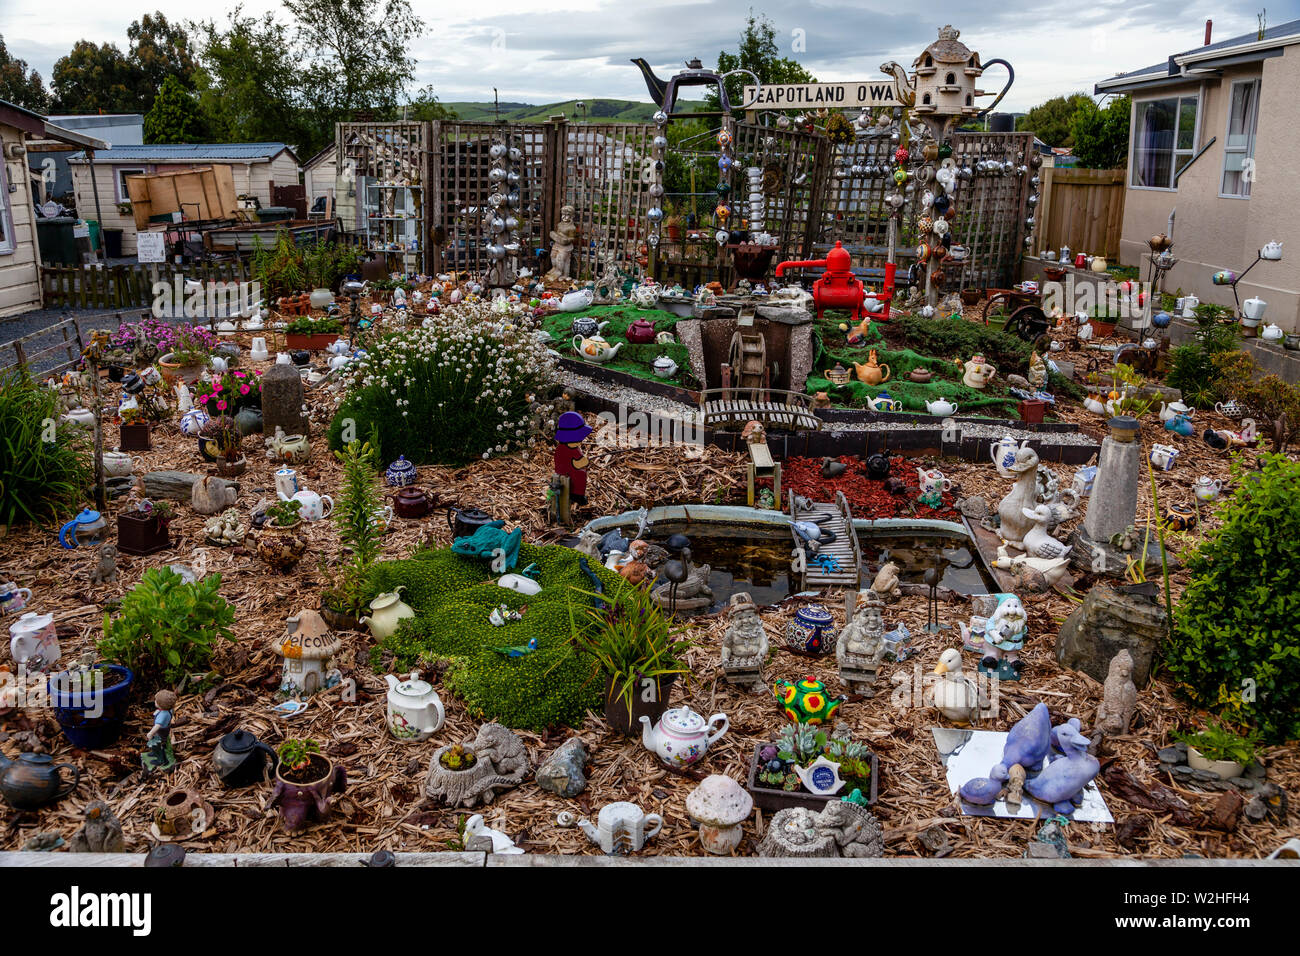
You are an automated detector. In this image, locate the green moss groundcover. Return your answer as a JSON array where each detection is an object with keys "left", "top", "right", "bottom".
[{"left": 546, "top": 305, "right": 691, "bottom": 385}]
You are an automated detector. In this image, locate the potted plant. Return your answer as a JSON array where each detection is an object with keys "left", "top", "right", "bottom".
[
  {"left": 48, "top": 662, "right": 135, "bottom": 749},
  {"left": 117, "top": 501, "right": 171, "bottom": 556},
  {"left": 158, "top": 325, "right": 218, "bottom": 384},
  {"left": 270, "top": 738, "right": 346, "bottom": 832},
  {"left": 285, "top": 315, "right": 345, "bottom": 351},
  {"left": 1087, "top": 304, "right": 1119, "bottom": 338},
  {"left": 664, "top": 203, "right": 683, "bottom": 243},
  {"left": 256, "top": 499, "right": 307, "bottom": 572},
  {"left": 1176, "top": 719, "right": 1259, "bottom": 780},
  {"left": 747, "top": 722, "right": 879, "bottom": 813},
  {"left": 199, "top": 415, "right": 246, "bottom": 476},
  {"left": 117, "top": 405, "right": 152, "bottom": 451},
  {"left": 568, "top": 580, "right": 695, "bottom": 737}
]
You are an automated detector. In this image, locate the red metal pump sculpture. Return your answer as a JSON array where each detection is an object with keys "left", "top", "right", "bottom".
[{"left": 774, "top": 241, "right": 895, "bottom": 330}]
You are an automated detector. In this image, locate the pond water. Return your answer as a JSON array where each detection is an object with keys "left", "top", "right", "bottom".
[{"left": 596, "top": 519, "right": 997, "bottom": 611}]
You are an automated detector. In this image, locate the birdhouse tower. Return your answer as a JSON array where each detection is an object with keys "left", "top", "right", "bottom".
[{"left": 912, "top": 25, "right": 982, "bottom": 117}]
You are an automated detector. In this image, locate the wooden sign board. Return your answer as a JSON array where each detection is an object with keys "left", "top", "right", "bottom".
[{"left": 743, "top": 81, "right": 902, "bottom": 110}]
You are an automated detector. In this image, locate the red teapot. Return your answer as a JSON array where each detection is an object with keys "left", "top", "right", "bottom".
[
  {"left": 390, "top": 486, "right": 433, "bottom": 519},
  {"left": 626, "top": 318, "right": 657, "bottom": 344}
]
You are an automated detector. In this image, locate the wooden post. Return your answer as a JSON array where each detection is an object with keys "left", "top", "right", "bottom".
[
  {"left": 550, "top": 473, "right": 571, "bottom": 526},
  {"left": 88, "top": 350, "right": 105, "bottom": 511}
]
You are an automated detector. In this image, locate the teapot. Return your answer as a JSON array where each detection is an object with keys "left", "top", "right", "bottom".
[
  {"left": 578, "top": 801, "right": 663, "bottom": 855},
  {"left": 1164, "top": 413, "right": 1195, "bottom": 437},
  {"left": 1158, "top": 401, "right": 1193, "bottom": 423},
  {"left": 249, "top": 337, "right": 269, "bottom": 362},
  {"left": 990, "top": 435, "right": 1026, "bottom": 476},
  {"left": 570, "top": 316, "right": 608, "bottom": 338},
  {"left": 102, "top": 451, "right": 143, "bottom": 478},
  {"left": 1083, "top": 394, "right": 1107, "bottom": 416},
  {"left": 1215, "top": 399, "right": 1246, "bottom": 419},
  {"left": 275, "top": 467, "right": 300, "bottom": 501},
  {"left": 962, "top": 355, "right": 997, "bottom": 389},
  {"left": 1242, "top": 297, "right": 1268, "bottom": 321},
  {"left": 359, "top": 588, "right": 415, "bottom": 641},
  {"left": 9, "top": 611, "right": 60, "bottom": 670},
  {"left": 791, "top": 755, "right": 846, "bottom": 796},
  {"left": 391, "top": 486, "right": 434, "bottom": 518},
  {"left": 385, "top": 455, "right": 417, "bottom": 487},
  {"left": 916, "top": 467, "right": 952, "bottom": 497},
  {"left": 626, "top": 318, "right": 657, "bottom": 344},
  {"left": 640, "top": 705, "right": 728, "bottom": 769},
  {"left": 291, "top": 488, "right": 334, "bottom": 522},
  {"left": 1194, "top": 477, "right": 1223, "bottom": 502},
  {"left": 867, "top": 392, "right": 902, "bottom": 413},
  {"left": 384, "top": 670, "right": 445, "bottom": 741},
  {"left": 651, "top": 355, "right": 679, "bottom": 378},
  {"left": 925, "top": 397, "right": 959, "bottom": 416},
  {"left": 572, "top": 334, "right": 623, "bottom": 363},
  {"left": 265, "top": 428, "right": 310, "bottom": 463},
  {"left": 1261, "top": 241, "right": 1284, "bottom": 261},
  {"left": 180, "top": 407, "right": 210, "bottom": 436},
  {"left": 0, "top": 753, "right": 80, "bottom": 810},
  {"left": 58, "top": 508, "right": 106, "bottom": 549},
  {"left": 631, "top": 284, "right": 659, "bottom": 310},
  {"left": 1, "top": 582, "right": 33, "bottom": 615},
  {"left": 213, "top": 729, "right": 278, "bottom": 788},
  {"left": 1260, "top": 323, "right": 1284, "bottom": 341},
  {"left": 448, "top": 506, "right": 494, "bottom": 540},
  {"left": 560, "top": 289, "right": 596, "bottom": 312},
  {"left": 1150, "top": 443, "right": 1179, "bottom": 471},
  {"left": 865, "top": 453, "right": 891, "bottom": 481},
  {"left": 853, "top": 349, "right": 890, "bottom": 386}
]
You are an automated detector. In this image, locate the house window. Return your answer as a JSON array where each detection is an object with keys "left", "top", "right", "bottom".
[
  {"left": 1221, "top": 79, "right": 1260, "bottom": 198},
  {"left": 115, "top": 167, "right": 146, "bottom": 202},
  {"left": 1131, "top": 95, "right": 1198, "bottom": 189},
  {"left": 0, "top": 161, "right": 14, "bottom": 255}
]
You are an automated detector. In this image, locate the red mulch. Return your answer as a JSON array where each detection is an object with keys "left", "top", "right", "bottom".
[{"left": 767, "top": 455, "right": 961, "bottom": 521}]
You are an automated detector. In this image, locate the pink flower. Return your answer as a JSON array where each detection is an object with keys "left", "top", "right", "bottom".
[
  {"left": 234, "top": 371, "right": 247, "bottom": 378},
  {"left": 216, "top": 400, "right": 227, "bottom": 411},
  {"left": 212, "top": 383, "right": 223, "bottom": 392},
  {"left": 240, "top": 385, "right": 250, "bottom": 395}
]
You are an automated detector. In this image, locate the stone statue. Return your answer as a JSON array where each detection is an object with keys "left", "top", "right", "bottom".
[
  {"left": 425, "top": 722, "right": 529, "bottom": 808},
  {"left": 837, "top": 591, "right": 888, "bottom": 695},
  {"left": 89, "top": 543, "right": 118, "bottom": 585},
  {"left": 758, "top": 801, "right": 884, "bottom": 858},
  {"left": 1095, "top": 649, "right": 1138, "bottom": 736},
  {"left": 70, "top": 801, "right": 126, "bottom": 853},
  {"left": 815, "top": 799, "right": 884, "bottom": 858},
  {"left": 869, "top": 563, "right": 901, "bottom": 602},
  {"left": 721, "top": 592, "right": 768, "bottom": 690},
  {"left": 546, "top": 205, "right": 577, "bottom": 281}
]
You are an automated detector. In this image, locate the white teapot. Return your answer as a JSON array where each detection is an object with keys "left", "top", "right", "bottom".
[
  {"left": 1194, "top": 477, "right": 1223, "bottom": 502},
  {"left": 1260, "top": 323, "right": 1284, "bottom": 341},
  {"left": 1242, "top": 297, "right": 1268, "bottom": 321},
  {"left": 1261, "top": 241, "right": 1284, "bottom": 261},
  {"left": 1159, "top": 401, "right": 1193, "bottom": 423},
  {"left": 102, "top": 451, "right": 143, "bottom": 478},
  {"left": 578, "top": 801, "right": 663, "bottom": 855},
  {"left": 290, "top": 488, "right": 334, "bottom": 521},
  {"left": 925, "top": 397, "right": 958, "bottom": 416},
  {"left": 384, "top": 671, "right": 444, "bottom": 741},
  {"left": 640, "top": 705, "right": 728, "bottom": 769},
  {"left": 9, "top": 611, "right": 60, "bottom": 671}
]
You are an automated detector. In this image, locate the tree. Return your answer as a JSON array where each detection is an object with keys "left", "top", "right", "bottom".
[
  {"left": 129, "top": 12, "right": 198, "bottom": 94},
  {"left": 1016, "top": 93, "right": 1093, "bottom": 148},
  {"left": 0, "top": 35, "right": 50, "bottom": 112},
  {"left": 283, "top": 0, "right": 425, "bottom": 155},
  {"left": 407, "top": 84, "right": 458, "bottom": 122},
  {"left": 144, "top": 74, "right": 208, "bottom": 143},
  {"left": 1072, "top": 95, "right": 1131, "bottom": 169},
  {"left": 190, "top": 7, "right": 307, "bottom": 147},
  {"left": 52, "top": 40, "right": 144, "bottom": 113},
  {"left": 706, "top": 11, "right": 815, "bottom": 113}
]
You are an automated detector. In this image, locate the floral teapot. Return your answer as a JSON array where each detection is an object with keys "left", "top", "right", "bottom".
[
  {"left": 962, "top": 354, "right": 998, "bottom": 389},
  {"left": 265, "top": 427, "right": 311, "bottom": 463},
  {"left": 652, "top": 355, "right": 679, "bottom": 378},
  {"left": 384, "top": 670, "right": 445, "bottom": 741},
  {"left": 631, "top": 283, "right": 659, "bottom": 309},
  {"left": 1194, "top": 477, "right": 1223, "bottom": 502},
  {"left": 640, "top": 705, "right": 728, "bottom": 769},
  {"left": 916, "top": 467, "right": 952, "bottom": 498},
  {"left": 570, "top": 316, "right": 608, "bottom": 338},
  {"left": 572, "top": 334, "right": 623, "bottom": 363},
  {"left": 578, "top": 801, "right": 663, "bottom": 855}
]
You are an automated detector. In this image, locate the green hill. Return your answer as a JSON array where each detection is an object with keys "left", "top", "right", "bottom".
[{"left": 440, "top": 98, "right": 706, "bottom": 123}]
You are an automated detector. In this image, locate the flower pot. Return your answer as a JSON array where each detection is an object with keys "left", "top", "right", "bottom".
[
  {"left": 746, "top": 742, "right": 878, "bottom": 814},
  {"left": 256, "top": 522, "right": 308, "bottom": 573},
  {"left": 118, "top": 422, "right": 152, "bottom": 451},
  {"left": 214, "top": 456, "right": 248, "bottom": 478},
  {"left": 285, "top": 332, "right": 342, "bottom": 351},
  {"left": 270, "top": 753, "right": 346, "bottom": 832},
  {"left": 1187, "top": 746, "right": 1244, "bottom": 780},
  {"left": 159, "top": 354, "right": 204, "bottom": 385},
  {"left": 1088, "top": 320, "right": 1117, "bottom": 337},
  {"left": 319, "top": 604, "right": 361, "bottom": 631},
  {"left": 603, "top": 673, "right": 676, "bottom": 738},
  {"left": 728, "top": 243, "right": 778, "bottom": 283},
  {"left": 665, "top": 224, "right": 682, "bottom": 242},
  {"left": 49, "top": 665, "right": 134, "bottom": 749},
  {"left": 117, "top": 511, "right": 170, "bottom": 556},
  {"left": 1017, "top": 399, "right": 1048, "bottom": 424},
  {"left": 960, "top": 289, "right": 984, "bottom": 307}
]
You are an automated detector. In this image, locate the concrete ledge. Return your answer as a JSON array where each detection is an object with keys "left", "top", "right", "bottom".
[
  {"left": 1168, "top": 317, "right": 1300, "bottom": 384},
  {"left": 0, "top": 851, "right": 1286, "bottom": 867}
]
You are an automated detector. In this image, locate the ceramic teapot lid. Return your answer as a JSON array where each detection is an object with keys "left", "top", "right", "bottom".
[
  {"left": 219, "top": 729, "right": 259, "bottom": 754},
  {"left": 11, "top": 610, "right": 53, "bottom": 634},
  {"left": 653, "top": 355, "right": 675, "bottom": 367},
  {"left": 393, "top": 671, "right": 433, "bottom": 698},
  {"left": 795, "top": 604, "right": 833, "bottom": 627},
  {"left": 661, "top": 706, "right": 705, "bottom": 734},
  {"left": 388, "top": 456, "right": 416, "bottom": 474},
  {"left": 370, "top": 589, "right": 405, "bottom": 610}
]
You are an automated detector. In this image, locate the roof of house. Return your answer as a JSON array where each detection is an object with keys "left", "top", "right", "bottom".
[
  {"left": 1097, "top": 18, "right": 1300, "bottom": 93},
  {"left": 0, "top": 98, "right": 110, "bottom": 150},
  {"left": 300, "top": 144, "right": 336, "bottom": 170},
  {"left": 68, "top": 142, "right": 298, "bottom": 164}
]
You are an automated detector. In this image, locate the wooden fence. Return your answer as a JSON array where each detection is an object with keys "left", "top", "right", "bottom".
[
  {"left": 40, "top": 260, "right": 252, "bottom": 311},
  {"left": 0, "top": 317, "right": 85, "bottom": 377},
  {"left": 1035, "top": 166, "right": 1126, "bottom": 261}
]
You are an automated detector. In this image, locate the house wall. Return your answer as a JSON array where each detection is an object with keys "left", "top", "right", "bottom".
[
  {"left": 255, "top": 151, "right": 301, "bottom": 206},
  {"left": 1119, "top": 50, "right": 1300, "bottom": 331},
  {"left": 0, "top": 123, "right": 42, "bottom": 317},
  {"left": 304, "top": 155, "right": 337, "bottom": 204}
]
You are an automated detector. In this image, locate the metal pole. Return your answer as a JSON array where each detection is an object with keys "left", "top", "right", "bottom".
[{"left": 87, "top": 148, "right": 106, "bottom": 263}]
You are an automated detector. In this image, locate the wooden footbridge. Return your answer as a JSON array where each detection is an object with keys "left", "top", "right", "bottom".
[{"left": 789, "top": 490, "right": 862, "bottom": 590}]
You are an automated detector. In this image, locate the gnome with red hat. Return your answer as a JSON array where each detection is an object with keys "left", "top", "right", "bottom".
[{"left": 554, "top": 411, "right": 593, "bottom": 505}]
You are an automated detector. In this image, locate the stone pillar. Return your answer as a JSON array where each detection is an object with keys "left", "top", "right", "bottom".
[
  {"left": 1082, "top": 421, "right": 1140, "bottom": 543},
  {"left": 260, "top": 363, "right": 308, "bottom": 438}
]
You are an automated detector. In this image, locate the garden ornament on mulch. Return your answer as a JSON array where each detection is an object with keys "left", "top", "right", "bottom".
[{"left": 141, "top": 690, "right": 177, "bottom": 773}]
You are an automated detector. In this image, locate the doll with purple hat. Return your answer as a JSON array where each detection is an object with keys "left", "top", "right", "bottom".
[{"left": 554, "top": 411, "right": 593, "bottom": 505}]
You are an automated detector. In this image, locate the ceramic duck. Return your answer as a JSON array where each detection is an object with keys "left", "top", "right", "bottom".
[
  {"left": 993, "top": 702, "right": 1053, "bottom": 781},
  {"left": 1024, "top": 718, "right": 1100, "bottom": 814},
  {"left": 465, "top": 814, "right": 525, "bottom": 854},
  {"left": 1019, "top": 505, "right": 1073, "bottom": 560},
  {"left": 932, "top": 648, "right": 980, "bottom": 724}
]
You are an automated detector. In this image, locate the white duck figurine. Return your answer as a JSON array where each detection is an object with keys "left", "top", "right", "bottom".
[
  {"left": 932, "top": 648, "right": 980, "bottom": 724},
  {"left": 1019, "top": 505, "right": 1073, "bottom": 560},
  {"left": 464, "top": 814, "right": 525, "bottom": 854},
  {"left": 992, "top": 543, "right": 1071, "bottom": 588}
]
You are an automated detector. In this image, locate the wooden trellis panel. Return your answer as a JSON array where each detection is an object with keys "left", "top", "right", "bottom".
[
  {"left": 731, "top": 122, "right": 824, "bottom": 261},
  {"left": 946, "top": 131, "right": 1036, "bottom": 291},
  {"left": 431, "top": 122, "right": 549, "bottom": 277},
  {"left": 561, "top": 123, "right": 654, "bottom": 279},
  {"left": 338, "top": 121, "right": 428, "bottom": 270}
]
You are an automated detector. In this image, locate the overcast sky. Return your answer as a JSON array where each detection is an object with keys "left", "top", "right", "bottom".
[{"left": 7, "top": 1, "right": 1300, "bottom": 112}]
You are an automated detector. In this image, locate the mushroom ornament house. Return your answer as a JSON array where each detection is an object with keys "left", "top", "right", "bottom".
[
  {"left": 274, "top": 609, "right": 343, "bottom": 698},
  {"left": 686, "top": 775, "right": 753, "bottom": 856}
]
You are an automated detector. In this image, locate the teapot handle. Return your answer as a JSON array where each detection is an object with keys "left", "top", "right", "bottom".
[
  {"left": 429, "top": 695, "right": 446, "bottom": 734},
  {"left": 705, "top": 713, "right": 730, "bottom": 746},
  {"left": 642, "top": 813, "right": 664, "bottom": 841},
  {"left": 58, "top": 520, "right": 79, "bottom": 550},
  {"left": 879, "top": 364, "right": 891, "bottom": 382},
  {"left": 256, "top": 742, "right": 279, "bottom": 779},
  {"left": 53, "top": 763, "right": 81, "bottom": 801},
  {"left": 319, "top": 495, "right": 334, "bottom": 518}
]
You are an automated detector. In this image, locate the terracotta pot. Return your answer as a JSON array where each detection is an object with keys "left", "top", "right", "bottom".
[
  {"left": 603, "top": 673, "right": 676, "bottom": 738},
  {"left": 1018, "top": 399, "right": 1048, "bottom": 424},
  {"left": 285, "top": 332, "right": 342, "bottom": 351}
]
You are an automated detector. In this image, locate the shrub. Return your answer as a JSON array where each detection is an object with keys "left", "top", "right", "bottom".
[
  {"left": 0, "top": 369, "right": 93, "bottom": 526},
  {"left": 1166, "top": 304, "right": 1239, "bottom": 407},
  {"left": 1174, "top": 718, "right": 1259, "bottom": 766},
  {"left": 99, "top": 568, "right": 235, "bottom": 689},
  {"left": 303, "top": 240, "right": 364, "bottom": 290},
  {"left": 328, "top": 303, "right": 557, "bottom": 465},
  {"left": 1168, "top": 453, "right": 1300, "bottom": 743},
  {"left": 895, "top": 315, "right": 1035, "bottom": 371},
  {"left": 1212, "top": 351, "right": 1300, "bottom": 447},
  {"left": 285, "top": 315, "right": 343, "bottom": 335},
  {"left": 164, "top": 324, "right": 220, "bottom": 367},
  {"left": 252, "top": 228, "right": 305, "bottom": 300}
]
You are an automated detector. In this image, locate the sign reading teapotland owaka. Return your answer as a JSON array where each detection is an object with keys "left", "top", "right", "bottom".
[{"left": 742, "top": 80, "right": 901, "bottom": 109}]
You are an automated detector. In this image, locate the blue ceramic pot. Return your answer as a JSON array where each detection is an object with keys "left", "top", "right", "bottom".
[{"left": 49, "top": 665, "right": 134, "bottom": 749}]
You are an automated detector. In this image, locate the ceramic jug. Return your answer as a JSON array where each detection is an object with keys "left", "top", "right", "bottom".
[
  {"left": 1, "top": 582, "right": 33, "bottom": 615},
  {"left": 360, "top": 588, "right": 415, "bottom": 641},
  {"left": 9, "top": 611, "right": 59, "bottom": 670},
  {"left": 0, "top": 754, "right": 80, "bottom": 810},
  {"left": 639, "top": 706, "right": 728, "bottom": 769},
  {"left": 102, "top": 452, "right": 143, "bottom": 478},
  {"left": 578, "top": 802, "right": 663, "bottom": 855},
  {"left": 1194, "top": 477, "right": 1223, "bottom": 502},
  {"left": 1242, "top": 297, "right": 1268, "bottom": 321},
  {"left": 384, "top": 671, "right": 445, "bottom": 741},
  {"left": 290, "top": 489, "right": 334, "bottom": 522},
  {"left": 213, "top": 730, "right": 278, "bottom": 788},
  {"left": 990, "top": 436, "right": 1025, "bottom": 477},
  {"left": 274, "top": 467, "right": 300, "bottom": 502}
]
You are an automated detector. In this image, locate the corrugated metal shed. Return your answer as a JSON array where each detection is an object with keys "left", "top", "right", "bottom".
[{"left": 68, "top": 142, "right": 298, "bottom": 164}]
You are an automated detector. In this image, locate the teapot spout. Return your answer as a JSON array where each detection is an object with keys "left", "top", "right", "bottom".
[
  {"left": 638, "top": 714, "right": 655, "bottom": 750},
  {"left": 578, "top": 817, "right": 599, "bottom": 844},
  {"left": 384, "top": 674, "right": 399, "bottom": 691}
]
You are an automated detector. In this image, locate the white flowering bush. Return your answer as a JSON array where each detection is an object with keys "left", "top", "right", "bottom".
[{"left": 327, "top": 303, "right": 558, "bottom": 465}]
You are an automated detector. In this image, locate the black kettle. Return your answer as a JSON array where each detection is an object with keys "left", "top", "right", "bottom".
[
  {"left": 213, "top": 730, "right": 277, "bottom": 788},
  {"left": 865, "top": 453, "right": 892, "bottom": 481},
  {"left": 447, "top": 506, "right": 494, "bottom": 540}
]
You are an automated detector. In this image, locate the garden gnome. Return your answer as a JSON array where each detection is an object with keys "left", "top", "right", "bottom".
[
  {"left": 1095, "top": 649, "right": 1137, "bottom": 736},
  {"left": 979, "top": 593, "right": 1029, "bottom": 679},
  {"left": 141, "top": 690, "right": 177, "bottom": 772},
  {"left": 1028, "top": 351, "right": 1048, "bottom": 389},
  {"left": 546, "top": 205, "right": 577, "bottom": 281},
  {"left": 554, "top": 411, "right": 593, "bottom": 505},
  {"left": 721, "top": 592, "right": 768, "bottom": 690}
]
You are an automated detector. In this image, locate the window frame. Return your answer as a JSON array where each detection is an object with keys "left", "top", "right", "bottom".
[
  {"left": 1129, "top": 93, "right": 1200, "bottom": 191},
  {"left": 114, "top": 166, "right": 147, "bottom": 203},
  {"left": 1219, "top": 77, "right": 1261, "bottom": 199},
  {"left": 0, "top": 159, "right": 15, "bottom": 255}
]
